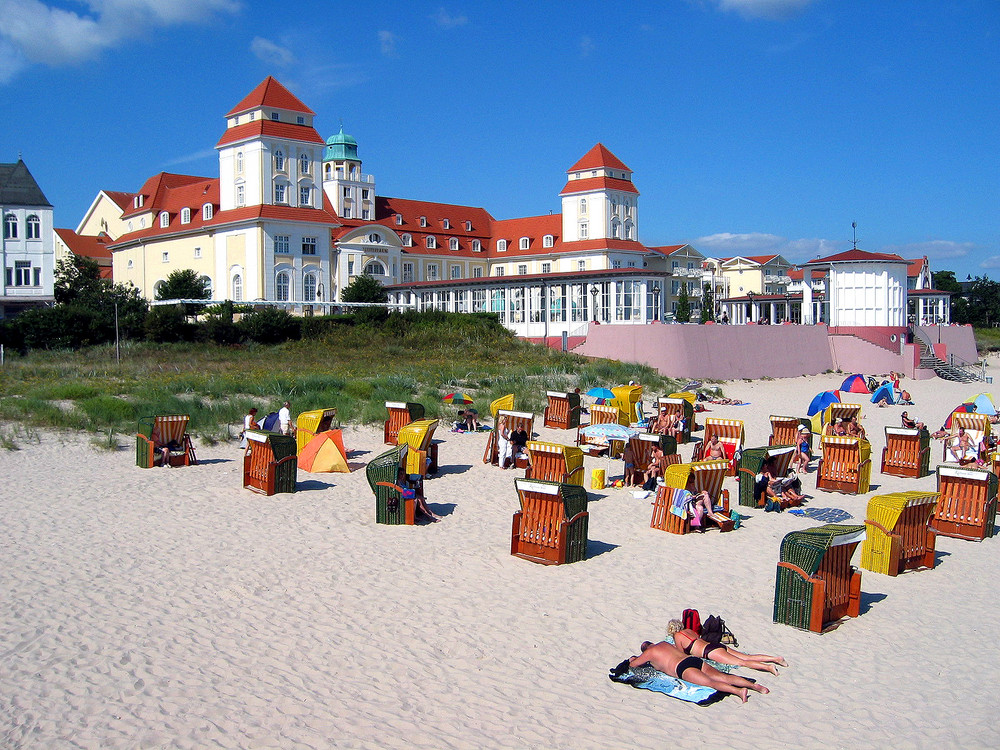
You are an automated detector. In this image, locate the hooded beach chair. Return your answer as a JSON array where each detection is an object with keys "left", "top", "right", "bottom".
[
  {"left": 737, "top": 445, "right": 798, "bottom": 509},
  {"left": 657, "top": 460, "right": 733, "bottom": 533},
  {"left": 524, "top": 441, "right": 586, "bottom": 486},
  {"left": 367, "top": 444, "right": 420, "bottom": 525},
  {"left": 699, "top": 418, "right": 744, "bottom": 476},
  {"left": 624, "top": 433, "right": 679, "bottom": 487},
  {"left": 397, "top": 419, "right": 439, "bottom": 477},
  {"left": 610, "top": 384, "right": 643, "bottom": 426},
  {"left": 653, "top": 397, "right": 695, "bottom": 443},
  {"left": 769, "top": 415, "right": 812, "bottom": 450},
  {"left": 136, "top": 415, "right": 197, "bottom": 468},
  {"left": 296, "top": 408, "right": 338, "bottom": 453},
  {"left": 511, "top": 478, "right": 589, "bottom": 565},
  {"left": 930, "top": 465, "right": 998, "bottom": 541},
  {"left": 816, "top": 436, "right": 872, "bottom": 494},
  {"left": 543, "top": 391, "right": 582, "bottom": 430},
  {"left": 860, "top": 491, "right": 939, "bottom": 576},
  {"left": 577, "top": 404, "right": 625, "bottom": 456},
  {"left": 773, "top": 524, "right": 866, "bottom": 633},
  {"left": 242, "top": 430, "right": 297, "bottom": 495},
  {"left": 483, "top": 409, "right": 534, "bottom": 466},
  {"left": 383, "top": 401, "right": 425, "bottom": 445},
  {"left": 881, "top": 426, "right": 931, "bottom": 478},
  {"left": 810, "top": 401, "right": 863, "bottom": 435},
  {"left": 943, "top": 412, "right": 990, "bottom": 464},
  {"left": 489, "top": 394, "right": 515, "bottom": 419}
]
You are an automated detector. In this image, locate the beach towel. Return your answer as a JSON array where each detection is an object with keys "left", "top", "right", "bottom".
[
  {"left": 787, "top": 507, "right": 854, "bottom": 523},
  {"left": 608, "top": 660, "right": 721, "bottom": 705},
  {"left": 665, "top": 487, "right": 692, "bottom": 519}
]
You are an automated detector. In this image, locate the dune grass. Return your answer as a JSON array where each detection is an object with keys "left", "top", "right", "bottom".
[{"left": 0, "top": 314, "right": 686, "bottom": 436}]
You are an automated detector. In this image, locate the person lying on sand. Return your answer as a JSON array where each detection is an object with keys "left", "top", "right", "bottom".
[
  {"left": 628, "top": 640, "right": 768, "bottom": 703},
  {"left": 667, "top": 620, "right": 787, "bottom": 675}
]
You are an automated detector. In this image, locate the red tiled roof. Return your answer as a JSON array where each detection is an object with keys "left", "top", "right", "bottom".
[
  {"left": 559, "top": 176, "right": 639, "bottom": 196},
  {"left": 647, "top": 244, "right": 688, "bottom": 256},
  {"left": 568, "top": 143, "right": 631, "bottom": 173},
  {"left": 490, "top": 214, "right": 562, "bottom": 255},
  {"left": 719, "top": 254, "right": 781, "bottom": 265},
  {"left": 226, "top": 77, "right": 314, "bottom": 117},
  {"left": 215, "top": 119, "right": 325, "bottom": 148},
  {"left": 122, "top": 173, "right": 213, "bottom": 218},
  {"left": 806, "top": 249, "right": 908, "bottom": 265},
  {"left": 906, "top": 256, "right": 928, "bottom": 278},
  {"left": 103, "top": 190, "right": 134, "bottom": 211},
  {"left": 788, "top": 268, "right": 827, "bottom": 281},
  {"left": 555, "top": 238, "right": 647, "bottom": 253},
  {"left": 54, "top": 228, "right": 114, "bottom": 277}
]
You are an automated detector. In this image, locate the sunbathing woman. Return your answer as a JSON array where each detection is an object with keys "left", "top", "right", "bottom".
[
  {"left": 667, "top": 620, "right": 787, "bottom": 675},
  {"left": 629, "top": 640, "right": 768, "bottom": 703}
]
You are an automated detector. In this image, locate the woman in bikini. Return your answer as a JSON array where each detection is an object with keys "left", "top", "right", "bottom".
[{"left": 667, "top": 620, "right": 787, "bottom": 675}]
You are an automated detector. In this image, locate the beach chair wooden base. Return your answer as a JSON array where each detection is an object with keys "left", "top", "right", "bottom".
[
  {"left": 650, "top": 488, "right": 732, "bottom": 534},
  {"left": 775, "top": 561, "right": 862, "bottom": 633},
  {"left": 931, "top": 466, "right": 998, "bottom": 541},
  {"left": 865, "top": 521, "right": 936, "bottom": 575}
]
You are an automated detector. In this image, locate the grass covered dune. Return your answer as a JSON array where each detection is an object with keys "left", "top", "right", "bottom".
[{"left": 0, "top": 312, "right": 686, "bottom": 443}]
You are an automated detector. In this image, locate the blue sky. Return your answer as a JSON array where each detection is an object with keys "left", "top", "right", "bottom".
[{"left": 2, "top": 0, "right": 997, "bottom": 280}]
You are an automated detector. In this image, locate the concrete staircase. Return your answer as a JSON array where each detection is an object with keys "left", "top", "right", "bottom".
[{"left": 912, "top": 337, "right": 983, "bottom": 383}]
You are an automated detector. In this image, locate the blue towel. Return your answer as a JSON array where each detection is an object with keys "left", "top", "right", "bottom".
[{"left": 609, "top": 660, "right": 720, "bottom": 705}]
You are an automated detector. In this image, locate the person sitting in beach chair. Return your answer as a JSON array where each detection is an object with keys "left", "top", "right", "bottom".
[
  {"left": 900, "top": 411, "right": 925, "bottom": 432},
  {"left": 948, "top": 426, "right": 982, "bottom": 466},
  {"left": 667, "top": 620, "right": 787, "bottom": 675},
  {"left": 628, "top": 641, "right": 768, "bottom": 703},
  {"left": 643, "top": 444, "right": 666, "bottom": 487},
  {"left": 702, "top": 434, "right": 726, "bottom": 461}
]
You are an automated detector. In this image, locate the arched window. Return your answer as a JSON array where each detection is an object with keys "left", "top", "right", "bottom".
[
  {"left": 200, "top": 276, "right": 212, "bottom": 297},
  {"left": 26, "top": 215, "right": 41, "bottom": 239},
  {"left": 497, "top": 239, "right": 507, "bottom": 252},
  {"left": 368, "top": 232, "right": 381, "bottom": 243},
  {"left": 299, "top": 153, "right": 309, "bottom": 174},
  {"left": 160, "top": 212, "right": 170, "bottom": 228},
  {"left": 471, "top": 239, "right": 482, "bottom": 252},
  {"left": 153, "top": 280, "right": 165, "bottom": 297},
  {"left": 580, "top": 198, "right": 588, "bottom": 215},
  {"left": 232, "top": 274, "right": 242, "bottom": 301},
  {"left": 401, "top": 233, "right": 412, "bottom": 247},
  {"left": 350, "top": 165, "right": 358, "bottom": 179},
  {"left": 611, "top": 219, "right": 621, "bottom": 239},
  {"left": 274, "top": 150, "right": 285, "bottom": 171},
  {"left": 364, "top": 260, "right": 386, "bottom": 276},
  {"left": 5, "top": 213, "right": 18, "bottom": 239},
  {"left": 236, "top": 151, "right": 243, "bottom": 173},
  {"left": 203, "top": 203, "right": 213, "bottom": 220},
  {"left": 519, "top": 237, "right": 530, "bottom": 250},
  {"left": 303, "top": 273, "right": 317, "bottom": 301},
  {"left": 275, "top": 271, "right": 290, "bottom": 301},
  {"left": 324, "top": 163, "right": 332, "bottom": 179},
  {"left": 625, "top": 221, "right": 634, "bottom": 240},
  {"left": 180, "top": 208, "right": 191, "bottom": 225},
  {"left": 426, "top": 236, "right": 436, "bottom": 249},
  {"left": 449, "top": 238, "right": 459, "bottom": 251}
]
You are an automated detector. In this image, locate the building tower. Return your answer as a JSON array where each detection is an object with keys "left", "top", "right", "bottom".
[
  {"left": 560, "top": 143, "right": 639, "bottom": 243},
  {"left": 322, "top": 127, "right": 376, "bottom": 220}
]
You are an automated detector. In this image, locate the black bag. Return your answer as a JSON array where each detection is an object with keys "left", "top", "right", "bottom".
[
  {"left": 701, "top": 615, "right": 738, "bottom": 647},
  {"left": 642, "top": 475, "right": 658, "bottom": 492}
]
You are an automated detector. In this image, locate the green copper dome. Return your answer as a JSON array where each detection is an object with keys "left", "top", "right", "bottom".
[{"left": 324, "top": 126, "right": 359, "bottom": 161}]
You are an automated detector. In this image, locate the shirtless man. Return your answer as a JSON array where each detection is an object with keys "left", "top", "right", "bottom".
[
  {"left": 628, "top": 640, "right": 768, "bottom": 703},
  {"left": 652, "top": 408, "right": 673, "bottom": 436},
  {"left": 949, "top": 426, "right": 980, "bottom": 465},
  {"left": 846, "top": 416, "right": 866, "bottom": 440},
  {"left": 643, "top": 444, "right": 666, "bottom": 486},
  {"left": 703, "top": 434, "right": 725, "bottom": 461}
]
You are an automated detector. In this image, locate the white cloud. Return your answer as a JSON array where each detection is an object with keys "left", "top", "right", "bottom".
[
  {"left": 162, "top": 148, "right": 218, "bottom": 167},
  {"left": 378, "top": 29, "right": 397, "bottom": 57},
  {"left": 251, "top": 36, "right": 295, "bottom": 67},
  {"left": 880, "top": 240, "right": 973, "bottom": 261},
  {"left": 980, "top": 256, "right": 1000, "bottom": 270},
  {"left": 432, "top": 7, "right": 468, "bottom": 28},
  {"left": 693, "top": 232, "right": 842, "bottom": 262},
  {"left": 712, "top": 0, "right": 816, "bottom": 20},
  {"left": 580, "top": 35, "right": 595, "bottom": 56},
  {"left": 0, "top": 0, "right": 239, "bottom": 78}
]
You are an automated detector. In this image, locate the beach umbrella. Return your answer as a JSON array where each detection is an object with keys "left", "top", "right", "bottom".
[
  {"left": 298, "top": 430, "right": 350, "bottom": 473},
  {"left": 807, "top": 390, "right": 841, "bottom": 417},
  {"left": 840, "top": 374, "right": 871, "bottom": 394},
  {"left": 579, "top": 423, "right": 638, "bottom": 443},
  {"left": 586, "top": 387, "right": 616, "bottom": 400},
  {"left": 970, "top": 393, "right": 997, "bottom": 416},
  {"left": 443, "top": 392, "right": 474, "bottom": 405},
  {"left": 261, "top": 411, "right": 281, "bottom": 431},
  {"left": 944, "top": 403, "right": 976, "bottom": 429}
]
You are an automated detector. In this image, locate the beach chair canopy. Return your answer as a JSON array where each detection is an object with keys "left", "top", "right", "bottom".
[
  {"left": 841, "top": 374, "right": 870, "bottom": 394},
  {"left": 870, "top": 382, "right": 896, "bottom": 405},
  {"left": 944, "top": 403, "right": 976, "bottom": 428},
  {"left": 298, "top": 429, "right": 350, "bottom": 473},
  {"left": 807, "top": 390, "right": 841, "bottom": 417}
]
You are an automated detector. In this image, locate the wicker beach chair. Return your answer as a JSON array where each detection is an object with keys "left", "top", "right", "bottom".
[
  {"left": 511, "top": 478, "right": 589, "bottom": 565},
  {"left": 483, "top": 409, "right": 534, "bottom": 466},
  {"left": 769, "top": 415, "right": 812, "bottom": 450},
  {"left": 699, "top": 418, "right": 744, "bottom": 476},
  {"left": 737, "top": 445, "right": 798, "bottom": 508},
  {"left": 773, "top": 524, "right": 866, "bottom": 633},
  {"left": 296, "top": 408, "right": 338, "bottom": 453},
  {"left": 881, "top": 427, "right": 931, "bottom": 478},
  {"left": 816, "top": 436, "right": 872, "bottom": 494},
  {"left": 524, "top": 441, "right": 586, "bottom": 486},
  {"left": 397, "top": 419, "right": 439, "bottom": 477},
  {"left": 577, "top": 404, "right": 625, "bottom": 457},
  {"left": 931, "top": 465, "right": 998, "bottom": 541},
  {"left": 657, "top": 459, "right": 733, "bottom": 533},
  {"left": 610, "top": 385, "right": 643, "bottom": 426},
  {"left": 489, "top": 394, "right": 515, "bottom": 419},
  {"left": 812, "top": 402, "right": 863, "bottom": 435},
  {"left": 860, "top": 491, "right": 939, "bottom": 575},
  {"left": 653, "top": 397, "right": 695, "bottom": 443},
  {"left": 543, "top": 390, "right": 582, "bottom": 430},
  {"left": 649, "top": 484, "right": 733, "bottom": 535},
  {"left": 383, "top": 401, "right": 425, "bottom": 445},
  {"left": 136, "top": 415, "right": 197, "bottom": 468},
  {"left": 243, "top": 430, "right": 297, "bottom": 495},
  {"left": 367, "top": 444, "right": 419, "bottom": 525},
  {"left": 624, "top": 433, "right": 679, "bottom": 487}
]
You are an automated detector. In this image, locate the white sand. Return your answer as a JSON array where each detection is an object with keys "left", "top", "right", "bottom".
[{"left": 2, "top": 362, "right": 1000, "bottom": 749}]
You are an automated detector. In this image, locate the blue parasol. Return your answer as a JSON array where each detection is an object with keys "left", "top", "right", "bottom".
[{"left": 586, "top": 387, "right": 616, "bottom": 401}]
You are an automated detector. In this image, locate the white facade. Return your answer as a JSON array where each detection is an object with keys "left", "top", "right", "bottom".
[
  {"left": 1, "top": 161, "right": 55, "bottom": 318},
  {"left": 825, "top": 262, "right": 908, "bottom": 327}
]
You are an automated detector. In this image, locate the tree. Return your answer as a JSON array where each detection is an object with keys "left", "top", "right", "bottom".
[
  {"left": 963, "top": 277, "right": 1000, "bottom": 328},
  {"left": 700, "top": 283, "right": 714, "bottom": 323},
  {"left": 51, "top": 255, "right": 148, "bottom": 343},
  {"left": 155, "top": 269, "right": 211, "bottom": 316},
  {"left": 341, "top": 273, "right": 388, "bottom": 304},
  {"left": 54, "top": 256, "right": 102, "bottom": 305},
  {"left": 675, "top": 283, "right": 691, "bottom": 323},
  {"left": 932, "top": 270, "right": 967, "bottom": 323}
]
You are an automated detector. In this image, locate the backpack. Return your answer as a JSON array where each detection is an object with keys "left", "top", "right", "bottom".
[
  {"left": 701, "top": 615, "right": 738, "bottom": 647},
  {"left": 681, "top": 608, "right": 701, "bottom": 635}
]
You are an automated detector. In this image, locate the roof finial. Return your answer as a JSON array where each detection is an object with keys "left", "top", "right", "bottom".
[
  {"left": 851, "top": 221, "right": 858, "bottom": 250},
  {"left": 18, "top": 150, "right": 22, "bottom": 161}
]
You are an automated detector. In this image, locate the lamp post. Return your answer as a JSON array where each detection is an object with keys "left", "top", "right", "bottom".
[
  {"left": 590, "top": 283, "right": 599, "bottom": 323},
  {"left": 746, "top": 291, "right": 755, "bottom": 324},
  {"left": 652, "top": 284, "right": 661, "bottom": 322},
  {"left": 784, "top": 292, "right": 792, "bottom": 324}
]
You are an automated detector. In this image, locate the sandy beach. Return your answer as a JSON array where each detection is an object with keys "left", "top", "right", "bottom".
[{"left": 3, "top": 363, "right": 1000, "bottom": 749}]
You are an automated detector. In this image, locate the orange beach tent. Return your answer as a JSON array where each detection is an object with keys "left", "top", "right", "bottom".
[{"left": 299, "top": 430, "right": 350, "bottom": 473}]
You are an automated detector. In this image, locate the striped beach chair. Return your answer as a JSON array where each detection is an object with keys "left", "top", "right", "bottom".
[
  {"left": 367, "top": 444, "right": 417, "bottom": 525},
  {"left": 483, "top": 409, "right": 534, "bottom": 466},
  {"left": 543, "top": 391, "right": 582, "bottom": 430},
  {"left": 649, "top": 484, "right": 733, "bottom": 535},
  {"left": 624, "top": 433, "right": 680, "bottom": 487},
  {"left": 383, "top": 401, "right": 424, "bottom": 445},
  {"left": 243, "top": 430, "right": 297, "bottom": 495},
  {"left": 943, "top": 412, "right": 990, "bottom": 464},
  {"left": 699, "top": 418, "right": 744, "bottom": 476},
  {"left": 524, "top": 441, "right": 586, "bottom": 486},
  {"left": 136, "top": 415, "right": 197, "bottom": 468},
  {"left": 397, "top": 419, "right": 439, "bottom": 477},
  {"left": 737, "top": 445, "right": 798, "bottom": 508},
  {"left": 769, "top": 415, "right": 812, "bottom": 450},
  {"left": 296, "top": 407, "right": 338, "bottom": 453},
  {"left": 578, "top": 404, "right": 625, "bottom": 457},
  {"left": 511, "top": 479, "right": 589, "bottom": 565},
  {"left": 860, "top": 491, "right": 939, "bottom": 575},
  {"left": 653, "top": 397, "right": 695, "bottom": 443},
  {"left": 659, "top": 459, "right": 733, "bottom": 533}
]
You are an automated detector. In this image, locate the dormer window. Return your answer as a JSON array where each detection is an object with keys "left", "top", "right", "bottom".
[
  {"left": 465, "top": 220, "right": 472, "bottom": 231},
  {"left": 133, "top": 195, "right": 144, "bottom": 208},
  {"left": 543, "top": 234, "right": 554, "bottom": 248},
  {"left": 271, "top": 112, "right": 279, "bottom": 121},
  {"left": 426, "top": 236, "right": 437, "bottom": 249},
  {"left": 402, "top": 233, "right": 412, "bottom": 247},
  {"left": 181, "top": 208, "right": 191, "bottom": 225},
  {"left": 297, "top": 116, "right": 304, "bottom": 125},
  {"left": 274, "top": 150, "right": 285, "bottom": 171},
  {"left": 443, "top": 218, "right": 451, "bottom": 229},
  {"left": 395, "top": 214, "right": 403, "bottom": 225},
  {"left": 497, "top": 239, "right": 507, "bottom": 252},
  {"left": 471, "top": 239, "right": 482, "bottom": 252},
  {"left": 159, "top": 212, "right": 170, "bottom": 228},
  {"left": 449, "top": 238, "right": 459, "bottom": 251},
  {"left": 519, "top": 237, "right": 530, "bottom": 250},
  {"left": 419, "top": 216, "right": 427, "bottom": 228},
  {"left": 203, "top": 203, "right": 213, "bottom": 221}
]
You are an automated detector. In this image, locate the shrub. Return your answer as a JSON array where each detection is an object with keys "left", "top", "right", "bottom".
[
  {"left": 354, "top": 306, "right": 389, "bottom": 326},
  {"left": 11, "top": 305, "right": 100, "bottom": 350},
  {"left": 145, "top": 305, "right": 198, "bottom": 343},
  {"left": 237, "top": 307, "right": 301, "bottom": 345}
]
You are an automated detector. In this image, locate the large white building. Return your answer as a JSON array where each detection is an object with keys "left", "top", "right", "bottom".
[{"left": 1, "top": 159, "right": 54, "bottom": 318}]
